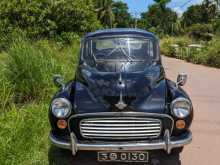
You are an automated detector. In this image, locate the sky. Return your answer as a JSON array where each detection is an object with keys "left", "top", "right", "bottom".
[{"left": 122, "top": 0, "right": 203, "bottom": 17}]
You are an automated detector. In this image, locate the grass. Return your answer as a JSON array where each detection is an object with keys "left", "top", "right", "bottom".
[
  {"left": 0, "top": 39, "right": 79, "bottom": 164},
  {"left": 0, "top": 103, "right": 50, "bottom": 165},
  {"left": 6, "top": 40, "right": 63, "bottom": 103}
]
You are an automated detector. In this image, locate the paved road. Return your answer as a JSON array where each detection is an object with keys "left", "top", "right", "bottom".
[
  {"left": 49, "top": 56, "right": 220, "bottom": 165},
  {"left": 163, "top": 56, "right": 220, "bottom": 165}
]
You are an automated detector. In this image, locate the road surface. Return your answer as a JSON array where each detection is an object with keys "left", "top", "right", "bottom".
[{"left": 48, "top": 56, "right": 220, "bottom": 165}]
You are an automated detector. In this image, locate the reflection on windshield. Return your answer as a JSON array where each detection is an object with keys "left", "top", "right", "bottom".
[{"left": 84, "top": 37, "right": 154, "bottom": 62}]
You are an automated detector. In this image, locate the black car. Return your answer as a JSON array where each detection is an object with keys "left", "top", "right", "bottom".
[{"left": 49, "top": 28, "right": 193, "bottom": 163}]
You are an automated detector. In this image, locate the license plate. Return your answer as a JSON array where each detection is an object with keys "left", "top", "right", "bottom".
[{"left": 97, "top": 151, "right": 149, "bottom": 162}]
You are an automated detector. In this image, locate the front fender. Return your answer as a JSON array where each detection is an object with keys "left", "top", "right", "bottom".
[
  {"left": 48, "top": 80, "right": 75, "bottom": 136},
  {"left": 166, "top": 79, "right": 194, "bottom": 136}
]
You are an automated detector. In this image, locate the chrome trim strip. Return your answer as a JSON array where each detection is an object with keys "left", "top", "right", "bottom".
[
  {"left": 49, "top": 130, "right": 192, "bottom": 155},
  {"left": 68, "top": 112, "right": 174, "bottom": 134}
]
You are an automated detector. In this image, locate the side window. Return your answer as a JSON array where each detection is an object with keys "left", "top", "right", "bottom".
[{"left": 83, "top": 41, "right": 94, "bottom": 66}]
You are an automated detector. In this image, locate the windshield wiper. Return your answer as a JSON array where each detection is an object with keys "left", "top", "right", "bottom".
[{"left": 117, "top": 40, "right": 135, "bottom": 63}]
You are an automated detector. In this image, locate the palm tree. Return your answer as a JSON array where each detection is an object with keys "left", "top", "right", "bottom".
[{"left": 95, "top": 0, "right": 115, "bottom": 28}]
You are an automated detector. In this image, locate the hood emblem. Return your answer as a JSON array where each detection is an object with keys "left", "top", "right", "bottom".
[{"left": 115, "top": 73, "right": 127, "bottom": 110}]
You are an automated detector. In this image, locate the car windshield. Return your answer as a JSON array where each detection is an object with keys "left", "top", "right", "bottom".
[{"left": 83, "top": 37, "right": 154, "bottom": 62}]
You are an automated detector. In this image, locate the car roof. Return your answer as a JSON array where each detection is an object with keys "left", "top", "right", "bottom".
[{"left": 85, "top": 28, "right": 157, "bottom": 39}]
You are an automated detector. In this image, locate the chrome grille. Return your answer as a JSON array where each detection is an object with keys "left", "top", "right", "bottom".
[{"left": 80, "top": 117, "right": 162, "bottom": 139}]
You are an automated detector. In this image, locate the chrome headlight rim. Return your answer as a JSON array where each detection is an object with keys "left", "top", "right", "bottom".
[
  {"left": 171, "top": 97, "right": 192, "bottom": 118},
  {"left": 51, "top": 98, "right": 72, "bottom": 118}
]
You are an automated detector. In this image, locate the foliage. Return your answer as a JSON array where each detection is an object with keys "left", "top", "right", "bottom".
[
  {"left": 55, "top": 32, "right": 80, "bottom": 46},
  {"left": 213, "top": 17, "right": 220, "bottom": 35},
  {"left": 95, "top": 0, "right": 115, "bottom": 28},
  {"left": 0, "top": 0, "right": 101, "bottom": 39},
  {"left": 153, "top": 0, "right": 171, "bottom": 10},
  {"left": 0, "top": 39, "right": 80, "bottom": 164},
  {"left": 182, "top": 2, "right": 217, "bottom": 27},
  {"left": 0, "top": 53, "right": 14, "bottom": 111},
  {"left": 161, "top": 36, "right": 220, "bottom": 68},
  {"left": 51, "top": 0, "right": 101, "bottom": 34},
  {"left": 204, "top": 39, "right": 220, "bottom": 68},
  {"left": 5, "top": 40, "right": 62, "bottom": 103},
  {"left": 0, "top": 26, "right": 27, "bottom": 52},
  {"left": 140, "top": 2, "right": 178, "bottom": 35},
  {"left": 186, "top": 24, "right": 214, "bottom": 41},
  {"left": 0, "top": 78, "right": 14, "bottom": 111},
  {"left": 113, "top": 1, "right": 131, "bottom": 28},
  {"left": 160, "top": 36, "right": 192, "bottom": 58},
  {"left": 0, "top": 103, "right": 50, "bottom": 165}
]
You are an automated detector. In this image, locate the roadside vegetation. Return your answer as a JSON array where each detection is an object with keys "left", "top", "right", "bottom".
[{"left": 0, "top": 0, "right": 219, "bottom": 164}]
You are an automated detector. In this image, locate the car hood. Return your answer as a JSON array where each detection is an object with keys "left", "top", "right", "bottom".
[{"left": 73, "top": 64, "right": 167, "bottom": 114}]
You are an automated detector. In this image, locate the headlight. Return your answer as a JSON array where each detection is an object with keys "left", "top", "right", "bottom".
[
  {"left": 171, "top": 98, "right": 192, "bottom": 118},
  {"left": 51, "top": 98, "right": 71, "bottom": 118}
]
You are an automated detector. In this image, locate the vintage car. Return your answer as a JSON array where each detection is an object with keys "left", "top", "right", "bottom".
[{"left": 49, "top": 28, "right": 193, "bottom": 163}]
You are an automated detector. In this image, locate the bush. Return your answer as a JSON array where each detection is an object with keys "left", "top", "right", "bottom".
[
  {"left": 0, "top": 24, "right": 27, "bottom": 52},
  {"left": 161, "top": 35, "right": 220, "bottom": 69},
  {"left": 213, "top": 18, "right": 220, "bottom": 35},
  {"left": 186, "top": 24, "right": 214, "bottom": 41},
  {"left": 54, "top": 32, "right": 80, "bottom": 47},
  {"left": 5, "top": 40, "right": 62, "bottom": 103},
  {"left": 186, "top": 46, "right": 207, "bottom": 64},
  {"left": 204, "top": 39, "right": 220, "bottom": 68},
  {"left": 35, "top": 39, "right": 80, "bottom": 78},
  {"left": 160, "top": 36, "right": 192, "bottom": 58},
  {"left": 160, "top": 37, "right": 176, "bottom": 57}
]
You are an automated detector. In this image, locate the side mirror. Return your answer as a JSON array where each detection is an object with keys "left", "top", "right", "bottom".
[
  {"left": 176, "top": 73, "right": 187, "bottom": 86},
  {"left": 53, "top": 74, "right": 65, "bottom": 90}
]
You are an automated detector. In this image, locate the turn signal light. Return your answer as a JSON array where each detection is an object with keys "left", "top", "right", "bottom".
[
  {"left": 176, "top": 120, "right": 186, "bottom": 129},
  {"left": 57, "top": 120, "right": 67, "bottom": 129}
]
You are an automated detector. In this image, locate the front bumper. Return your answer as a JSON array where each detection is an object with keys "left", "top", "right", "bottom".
[{"left": 49, "top": 129, "right": 192, "bottom": 155}]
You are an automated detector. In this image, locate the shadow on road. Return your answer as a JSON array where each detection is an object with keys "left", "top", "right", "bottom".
[{"left": 48, "top": 146, "right": 181, "bottom": 165}]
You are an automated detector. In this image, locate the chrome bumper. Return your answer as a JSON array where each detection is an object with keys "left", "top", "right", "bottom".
[{"left": 49, "top": 130, "right": 192, "bottom": 155}]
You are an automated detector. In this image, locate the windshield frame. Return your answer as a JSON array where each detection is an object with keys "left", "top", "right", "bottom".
[{"left": 81, "top": 35, "right": 158, "bottom": 63}]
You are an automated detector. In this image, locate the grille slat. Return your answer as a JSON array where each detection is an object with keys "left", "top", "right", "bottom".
[
  {"left": 80, "top": 117, "right": 162, "bottom": 140},
  {"left": 82, "top": 133, "right": 159, "bottom": 137},
  {"left": 81, "top": 130, "right": 160, "bottom": 133},
  {"left": 81, "top": 123, "right": 160, "bottom": 127},
  {"left": 80, "top": 126, "right": 161, "bottom": 130}
]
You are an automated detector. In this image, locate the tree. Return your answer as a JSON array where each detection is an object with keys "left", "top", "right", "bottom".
[
  {"left": 182, "top": 1, "right": 217, "bottom": 27},
  {"left": 112, "top": 1, "right": 131, "bottom": 28},
  {"left": 154, "top": 0, "right": 171, "bottom": 10},
  {"left": 140, "top": 2, "right": 177, "bottom": 35},
  {"left": 95, "top": 0, "right": 115, "bottom": 28},
  {"left": 0, "top": 0, "right": 101, "bottom": 38}
]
